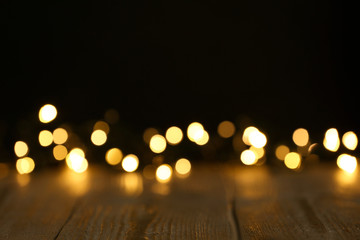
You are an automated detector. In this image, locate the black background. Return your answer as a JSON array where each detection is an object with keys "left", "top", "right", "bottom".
[{"left": 1, "top": 0, "right": 354, "bottom": 152}]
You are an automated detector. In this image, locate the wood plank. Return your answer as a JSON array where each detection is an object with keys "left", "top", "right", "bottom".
[
  {"left": 56, "top": 165, "right": 236, "bottom": 240},
  {"left": 0, "top": 169, "right": 78, "bottom": 240},
  {"left": 230, "top": 164, "right": 360, "bottom": 240}
]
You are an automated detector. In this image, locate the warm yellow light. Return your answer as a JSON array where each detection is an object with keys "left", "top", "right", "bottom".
[
  {"left": 39, "top": 104, "right": 57, "bottom": 123},
  {"left": 66, "top": 148, "right": 87, "bottom": 173},
  {"left": 38, "top": 130, "right": 53, "bottom": 147},
  {"left": 217, "top": 121, "right": 236, "bottom": 138},
  {"left": 105, "top": 148, "right": 123, "bottom": 165},
  {"left": 122, "top": 154, "right": 139, "bottom": 172},
  {"left": 14, "top": 141, "right": 28, "bottom": 157},
  {"left": 104, "top": 109, "right": 119, "bottom": 124},
  {"left": 275, "top": 145, "right": 290, "bottom": 161},
  {"left": 187, "top": 122, "right": 205, "bottom": 142},
  {"left": 323, "top": 128, "right": 340, "bottom": 152},
  {"left": 195, "top": 130, "right": 209, "bottom": 145},
  {"left": 342, "top": 131, "right": 358, "bottom": 151},
  {"left": 143, "top": 128, "right": 159, "bottom": 144},
  {"left": 249, "top": 146, "right": 265, "bottom": 159},
  {"left": 284, "top": 152, "right": 301, "bottom": 170},
  {"left": 242, "top": 126, "right": 258, "bottom": 145},
  {"left": 53, "top": 128, "right": 68, "bottom": 144},
  {"left": 248, "top": 130, "right": 267, "bottom": 148},
  {"left": 53, "top": 145, "right": 68, "bottom": 160},
  {"left": 156, "top": 164, "right": 172, "bottom": 183},
  {"left": 149, "top": 134, "right": 167, "bottom": 153},
  {"left": 175, "top": 158, "right": 191, "bottom": 175},
  {"left": 16, "top": 157, "right": 35, "bottom": 174},
  {"left": 91, "top": 129, "right": 107, "bottom": 146},
  {"left": 337, "top": 154, "right": 357, "bottom": 173},
  {"left": 292, "top": 128, "right": 309, "bottom": 147},
  {"left": 240, "top": 149, "right": 257, "bottom": 165},
  {"left": 165, "top": 126, "right": 183, "bottom": 145},
  {"left": 93, "top": 120, "right": 110, "bottom": 134},
  {"left": 118, "top": 173, "right": 143, "bottom": 196}
]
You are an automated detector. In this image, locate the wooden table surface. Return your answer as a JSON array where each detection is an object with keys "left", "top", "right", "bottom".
[{"left": 1, "top": 163, "right": 359, "bottom": 239}]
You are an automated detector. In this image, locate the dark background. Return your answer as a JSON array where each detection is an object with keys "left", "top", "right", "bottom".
[{"left": 1, "top": 0, "right": 354, "bottom": 154}]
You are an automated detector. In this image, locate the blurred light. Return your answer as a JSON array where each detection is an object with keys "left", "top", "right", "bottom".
[
  {"left": 38, "top": 130, "right": 53, "bottom": 147},
  {"left": 16, "top": 157, "right": 35, "bottom": 174},
  {"left": 240, "top": 149, "right": 257, "bottom": 165},
  {"left": 60, "top": 169, "right": 89, "bottom": 196},
  {"left": 105, "top": 148, "right": 123, "bottom": 165},
  {"left": 337, "top": 154, "right": 357, "bottom": 173},
  {"left": 149, "top": 134, "right": 167, "bottom": 153},
  {"left": 39, "top": 104, "right": 57, "bottom": 123},
  {"left": 91, "top": 129, "right": 107, "bottom": 146},
  {"left": 53, "top": 128, "right": 68, "bottom": 144},
  {"left": 175, "top": 158, "right": 191, "bottom": 176},
  {"left": 275, "top": 145, "right": 290, "bottom": 161},
  {"left": 342, "top": 131, "right": 358, "bottom": 150},
  {"left": 248, "top": 130, "right": 267, "bottom": 148},
  {"left": 249, "top": 146, "right": 265, "bottom": 159},
  {"left": 323, "top": 128, "right": 340, "bottom": 152},
  {"left": 156, "top": 164, "right": 172, "bottom": 183},
  {"left": 195, "top": 130, "right": 209, "bottom": 145},
  {"left": 143, "top": 164, "right": 156, "bottom": 180},
  {"left": 14, "top": 141, "right": 29, "bottom": 157},
  {"left": 292, "top": 128, "right": 309, "bottom": 147},
  {"left": 53, "top": 145, "right": 68, "bottom": 160},
  {"left": 122, "top": 154, "right": 139, "bottom": 172},
  {"left": 66, "top": 148, "right": 88, "bottom": 173},
  {"left": 217, "top": 121, "right": 236, "bottom": 138},
  {"left": 93, "top": 121, "right": 110, "bottom": 134},
  {"left": 187, "top": 122, "right": 205, "bottom": 142},
  {"left": 104, "top": 109, "right": 119, "bottom": 124},
  {"left": 118, "top": 173, "right": 143, "bottom": 196},
  {"left": 143, "top": 128, "right": 159, "bottom": 144},
  {"left": 16, "top": 174, "right": 31, "bottom": 187},
  {"left": 284, "top": 152, "right": 301, "bottom": 170},
  {"left": 242, "top": 126, "right": 258, "bottom": 145},
  {"left": 165, "top": 126, "right": 183, "bottom": 145},
  {"left": 152, "top": 155, "right": 164, "bottom": 165},
  {"left": 0, "top": 163, "right": 9, "bottom": 179}
]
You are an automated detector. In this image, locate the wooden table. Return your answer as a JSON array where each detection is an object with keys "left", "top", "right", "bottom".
[{"left": 1, "top": 163, "right": 359, "bottom": 239}]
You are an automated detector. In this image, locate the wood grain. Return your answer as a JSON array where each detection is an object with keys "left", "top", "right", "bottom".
[{"left": 1, "top": 163, "right": 360, "bottom": 239}]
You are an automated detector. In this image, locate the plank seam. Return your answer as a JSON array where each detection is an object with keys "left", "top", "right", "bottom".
[
  {"left": 230, "top": 194, "right": 241, "bottom": 240},
  {"left": 53, "top": 199, "right": 80, "bottom": 240}
]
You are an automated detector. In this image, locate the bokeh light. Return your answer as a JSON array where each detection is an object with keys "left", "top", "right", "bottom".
[
  {"left": 242, "top": 126, "right": 259, "bottom": 145},
  {"left": 91, "top": 129, "right": 107, "bottom": 146},
  {"left": 275, "top": 145, "right": 290, "bottom": 161},
  {"left": 342, "top": 131, "right": 358, "bottom": 150},
  {"left": 66, "top": 148, "right": 88, "bottom": 173},
  {"left": 39, "top": 104, "right": 57, "bottom": 123},
  {"left": 16, "top": 157, "right": 35, "bottom": 174},
  {"left": 217, "top": 121, "right": 236, "bottom": 138},
  {"left": 292, "top": 128, "right": 309, "bottom": 147},
  {"left": 14, "top": 141, "right": 29, "bottom": 157},
  {"left": 53, "top": 145, "right": 68, "bottom": 160},
  {"left": 156, "top": 164, "right": 172, "bottom": 183},
  {"left": 93, "top": 120, "right": 110, "bottom": 134},
  {"left": 175, "top": 158, "right": 191, "bottom": 176},
  {"left": 105, "top": 148, "right": 123, "bottom": 165},
  {"left": 284, "top": 152, "right": 301, "bottom": 170},
  {"left": 195, "top": 130, "right": 209, "bottom": 145},
  {"left": 337, "top": 154, "right": 357, "bottom": 173},
  {"left": 118, "top": 173, "right": 143, "bottom": 196},
  {"left": 149, "top": 134, "right": 167, "bottom": 153},
  {"left": 38, "top": 130, "right": 53, "bottom": 147},
  {"left": 165, "top": 126, "right": 183, "bottom": 145},
  {"left": 53, "top": 128, "right": 68, "bottom": 145},
  {"left": 248, "top": 130, "right": 267, "bottom": 148},
  {"left": 122, "top": 154, "right": 139, "bottom": 172},
  {"left": 187, "top": 122, "right": 205, "bottom": 142},
  {"left": 240, "top": 149, "right": 257, "bottom": 165},
  {"left": 143, "top": 128, "right": 159, "bottom": 144},
  {"left": 323, "top": 128, "right": 340, "bottom": 152}
]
